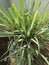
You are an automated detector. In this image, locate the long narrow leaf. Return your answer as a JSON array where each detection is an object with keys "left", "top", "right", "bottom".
[
  {"left": 27, "top": 10, "right": 38, "bottom": 36},
  {"left": 40, "top": 53, "right": 49, "bottom": 65},
  {"left": 28, "top": 49, "right": 31, "bottom": 65},
  {"left": 31, "top": 37, "right": 40, "bottom": 55},
  {"left": 19, "top": 49, "right": 25, "bottom": 65},
  {"left": 0, "top": 10, "right": 13, "bottom": 26}
]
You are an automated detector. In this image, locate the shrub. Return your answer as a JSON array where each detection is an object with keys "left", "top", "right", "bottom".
[{"left": 0, "top": 0, "right": 49, "bottom": 65}]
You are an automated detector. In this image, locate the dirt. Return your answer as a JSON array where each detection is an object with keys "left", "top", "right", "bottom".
[
  {"left": 41, "top": 44, "right": 49, "bottom": 59},
  {"left": 0, "top": 37, "right": 9, "bottom": 65}
]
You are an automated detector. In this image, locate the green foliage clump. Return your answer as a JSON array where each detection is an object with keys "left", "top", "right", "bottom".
[{"left": 0, "top": 0, "right": 49, "bottom": 65}]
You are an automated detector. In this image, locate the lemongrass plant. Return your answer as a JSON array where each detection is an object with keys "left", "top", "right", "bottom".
[{"left": 0, "top": 0, "right": 49, "bottom": 65}]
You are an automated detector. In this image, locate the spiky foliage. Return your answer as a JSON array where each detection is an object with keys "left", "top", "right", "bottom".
[{"left": 0, "top": 0, "right": 49, "bottom": 65}]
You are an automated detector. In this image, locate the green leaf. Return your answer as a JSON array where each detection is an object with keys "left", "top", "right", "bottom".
[
  {"left": 0, "top": 24, "right": 6, "bottom": 26},
  {"left": 19, "top": 49, "right": 25, "bottom": 65},
  {"left": 38, "top": 13, "right": 48, "bottom": 26},
  {"left": 0, "top": 31, "right": 14, "bottom": 37},
  {"left": 36, "top": 0, "right": 42, "bottom": 10},
  {"left": 31, "top": 37, "right": 40, "bottom": 55},
  {"left": 0, "top": 10, "right": 13, "bottom": 26},
  {"left": 37, "top": 28, "right": 48, "bottom": 35},
  {"left": 27, "top": 10, "right": 38, "bottom": 36},
  {"left": 28, "top": 49, "right": 31, "bottom": 65},
  {"left": 11, "top": 1, "right": 20, "bottom": 17},
  {"left": 40, "top": 53, "right": 49, "bottom": 65},
  {"left": 30, "top": 0, "right": 35, "bottom": 11},
  {"left": 18, "top": 0, "right": 25, "bottom": 15},
  {"left": 20, "top": 17, "right": 26, "bottom": 34},
  {"left": 0, "top": 17, "right": 14, "bottom": 31}
]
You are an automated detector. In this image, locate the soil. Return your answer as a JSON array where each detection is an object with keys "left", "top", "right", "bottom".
[
  {"left": 41, "top": 44, "right": 49, "bottom": 59},
  {"left": 0, "top": 37, "right": 9, "bottom": 65}
]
